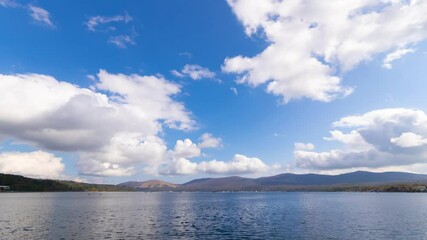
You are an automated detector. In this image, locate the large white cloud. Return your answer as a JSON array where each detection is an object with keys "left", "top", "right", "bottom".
[
  {"left": 0, "top": 70, "right": 194, "bottom": 177},
  {"left": 0, "top": 151, "right": 65, "bottom": 179},
  {"left": 159, "top": 154, "right": 269, "bottom": 175},
  {"left": 224, "top": 0, "right": 427, "bottom": 102},
  {"left": 295, "top": 108, "right": 427, "bottom": 170},
  {"left": 77, "top": 133, "right": 168, "bottom": 177},
  {"left": 96, "top": 70, "right": 194, "bottom": 130}
]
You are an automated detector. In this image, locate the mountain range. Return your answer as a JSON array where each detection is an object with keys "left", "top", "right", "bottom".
[
  {"left": 2, "top": 171, "right": 427, "bottom": 192},
  {"left": 119, "top": 171, "right": 427, "bottom": 192}
]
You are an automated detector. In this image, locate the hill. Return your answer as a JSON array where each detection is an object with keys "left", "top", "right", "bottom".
[
  {"left": 0, "top": 173, "right": 133, "bottom": 192},
  {"left": 118, "top": 180, "right": 178, "bottom": 190}
]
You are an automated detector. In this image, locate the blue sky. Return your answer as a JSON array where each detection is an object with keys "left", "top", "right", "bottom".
[{"left": 1, "top": 0, "right": 427, "bottom": 184}]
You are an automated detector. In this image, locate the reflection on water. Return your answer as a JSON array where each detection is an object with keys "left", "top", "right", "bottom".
[{"left": 1, "top": 192, "right": 427, "bottom": 239}]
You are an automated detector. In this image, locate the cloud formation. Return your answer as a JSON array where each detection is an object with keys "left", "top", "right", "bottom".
[
  {"left": 294, "top": 142, "right": 315, "bottom": 151},
  {"left": 1, "top": 1, "right": 54, "bottom": 27},
  {"left": 157, "top": 135, "right": 269, "bottom": 176},
  {"left": 0, "top": 151, "right": 65, "bottom": 179},
  {"left": 85, "top": 12, "right": 136, "bottom": 48},
  {"left": 172, "top": 139, "right": 201, "bottom": 159},
  {"left": 108, "top": 34, "right": 136, "bottom": 48},
  {"left": 295, "top": 108, "right": 427, "bottom": 171},
  {"left": 382, "top": 48, "right": 414, "bottom": 69},
  {"left": 0, "top": 0, "right": 18, "bottom": 8},
  {"left": 160, "top": 154, "right": 269, "bottom": 175},
  {"left": 0, "top": 70, "right": 193, "bottom": 177},
  {"left": 172, "top": 64, "right": 215, "bottom": 80},
  {"left": 28, "top": 5, "right": 54, "bottom": 27},
  {"left": 85, "top": 12, "right": 132, "bottom": 31},
  {"left": 198, "top": 133, "right": 222, "bottom": 149},
  {"left": 0, "top": 71, "right": 260, "bottom": 178},
  {"left": 224, "top": 0, "right": 427, "bottom": 102}
]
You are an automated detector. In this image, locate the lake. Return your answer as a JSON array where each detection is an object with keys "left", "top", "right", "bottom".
[{"left": 0, "top": 192, "right": 426, "bottom": 239}]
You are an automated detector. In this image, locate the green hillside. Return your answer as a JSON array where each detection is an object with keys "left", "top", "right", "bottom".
[{"left": 0, "top": 173, "right": 134, "bottom": 192}]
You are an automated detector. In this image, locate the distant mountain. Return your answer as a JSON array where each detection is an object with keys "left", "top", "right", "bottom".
[
  {"left": 0, "top": 173, "right": 133, "bottom": 192},
  {"left": 119, "top": 180, "right": 178, "bottom": 189},
  {"left": 121, "top": 171, "right": 427, "bottom": 192},
  {"left": 254, "top": 171, "right": 427, "bottom": 186},
  {"left": 182, "top": 176, "right": 257, "bottom": 191}
]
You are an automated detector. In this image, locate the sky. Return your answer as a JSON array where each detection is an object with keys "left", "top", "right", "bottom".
[{"left": 0, "top": 0, "right": 427, "bottom": 184}]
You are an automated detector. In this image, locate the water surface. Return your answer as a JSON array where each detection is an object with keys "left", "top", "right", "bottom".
[{"left": 0, "top": 192, "right": 426, "bottom": 239}]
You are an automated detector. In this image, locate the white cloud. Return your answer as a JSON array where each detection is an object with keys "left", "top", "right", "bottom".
[
  {"left": 77, "top": 133, "right": 167, "bottom": 177},
  {"left": 0, "top": 70, "right": 194, "bottom": 177},
  {"left": 0, "top": 0, "right": 18, "bottom": 8},
  {"left": 224, "top": 0, "right": 427, "bottom": 102},
  {"left": 294, "top": 142, "right": 315, "bottom": 151},
  {"left": 0, "top": 151, "right": 64, "bottom": 179},
  {"left": 179, "top": 52, "right": 193, "bottom": 59},
  {"left": 391, "top": 132, "right": 427, "bottom": 148},
  {"left": 324, "top": 130, "right": 372, "bottom": 151},
  {"left": 85, "top": 12, "right": 136, "bottom": 48},
  {"left": 230, "top": 87, "right": 238, "bottom": 95},
  {"left": 295, "top": 108, "right": 427, "bottom": 170},
  {"left": 85, "top": 12, "right": 132, "bottom": 31},
  {"left": 160, "top": 154, "right": 269, "bottom": 175},
  {"left": 96, "top": 70, "right": 194, "bottom": 131},
  {"left": 172, "top": 139, "right": 201, "bottom": 159},
  {"left": 172, "top": 64, "right": 215, "bottom": 80},
  {"left": 170, "top": 70, "right": 185, "bottom": 78},
  {"left": 28, "top": 5, "right": 54, "bottom": 27},
  {"left": 108, "top": 35, "right": 136, "bottom": 48},
  {"left": 198, "top": 133, "right": 222, "bottom": 149},
  {"left": 382, "top": 48, "right": 414, "bottom": 69}
]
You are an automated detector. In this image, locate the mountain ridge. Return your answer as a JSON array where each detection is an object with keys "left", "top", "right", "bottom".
[{"left": 119, "top": 171, "right": 427, "bottom": 192}]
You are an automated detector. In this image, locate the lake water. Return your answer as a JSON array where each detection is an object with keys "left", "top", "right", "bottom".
[{"left": 0, "top": 192, "right": 426, "bottom": 239}]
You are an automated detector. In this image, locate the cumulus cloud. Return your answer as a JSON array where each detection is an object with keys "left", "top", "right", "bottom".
[
  {"left": 382, "top": 48, "right": 414, "bottom": 69},
  {"left": 198, "top": 133, "right": 222, "bottom": 149},
  {"left": 172, "top": 139, "right": 201, "bottom": 159},
  {"left": 157, "top": 134, "right": 268, "bottom": 175},
  {"left": 159, "top": 154, "right": 269, "bottom": 175},
  {"left": 391, "top": 132, "right": 427, "bottom": 148},
  {"left": 77, "top": 133, "right": 167, "bottom": 177},
  {"left": 224, "top": 0, "right": 427, "bottom": 102},
  {"left": 96, "top": 70, "right": 194, "bottom": 130},
  {"left": 0, "top": 70, "right": 194, "bottom": 177},
  {"left": 28, "top": 5, "right": 54, "bottom": 27},
  {"left": 0, "top": 151, "right": 64, "bottom": 179},
  {"left": 172, "top": 64, "right": 215, "bottom": 80},
  {"left": 295, "top": 108, "right": 427, "bottom": 171}
]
